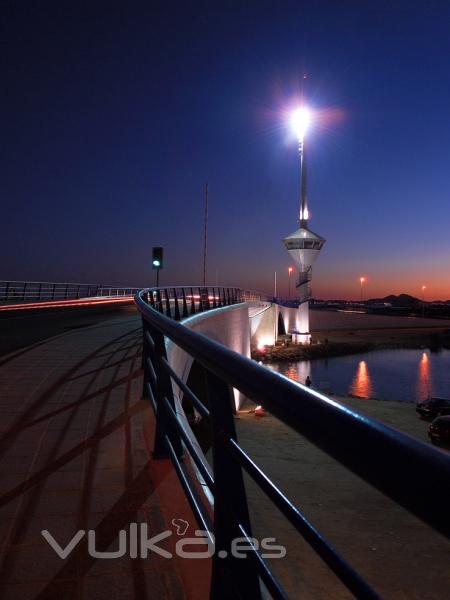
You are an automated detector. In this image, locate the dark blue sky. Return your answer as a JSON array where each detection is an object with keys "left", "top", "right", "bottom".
[{"left": 3, "top": 1, "right": 450, "bottom": 298}]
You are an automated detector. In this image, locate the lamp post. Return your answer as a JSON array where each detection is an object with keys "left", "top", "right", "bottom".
[
  {"left": 288, "top": 267, "right": 293, "bottom": 297},
  {"left": 360, "top": 277, "right": 365, "bottom": 303},
  {"left": 422, "top": 285, "right": 426, "bottom": 317}
]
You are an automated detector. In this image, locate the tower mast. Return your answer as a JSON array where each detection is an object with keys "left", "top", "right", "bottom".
[
  {"left": 202, "top": 182, "right": 208, "bottom": 286},
  {"left": 299, "top": 137, "right": 308, "bottom": 228},
  {"left": 283, "top": 104, "right": 325, "bottom": 344}
]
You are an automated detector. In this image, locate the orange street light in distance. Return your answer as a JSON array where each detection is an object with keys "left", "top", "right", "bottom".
[
  {"left": 360, "top": 276, "right": 366, "bottom": 303},
  {"left": 421, "top": 285, "right": 427, "bottom": 316},
  {"left": 288, "top": 267, "right": 293, "bottom": 297}
]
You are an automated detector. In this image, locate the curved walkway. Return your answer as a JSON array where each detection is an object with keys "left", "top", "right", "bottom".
[{"left": 0, "top": 314, "right": 198, "bottom": 600}]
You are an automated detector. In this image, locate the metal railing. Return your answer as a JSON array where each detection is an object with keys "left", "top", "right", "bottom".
[
  {"left": 97, "top": 286, "right": 141, "bottom": 297},
  {"left": 140, "top": 286, "right": 246, "bottom": 319},
  {"left": 296, "top": 268, "right": 312, "bottom": 288},
  {"left": 0, "top": 281, "right": 271, "bottom": 306},
  {"left": 295, "top": 268, "right": 312, "bottom": 304},
  {"left": 0, "top": 280, "right": 140, "bottom": 303},
  {"left": 241, "top": 289, "right": 272, "bottom": 302},
  {"left": 273, "top": 297, "right": 301, "bottom": 308},
  {"left": 135, "top": 286, "right": 450, "bottom": 599}
]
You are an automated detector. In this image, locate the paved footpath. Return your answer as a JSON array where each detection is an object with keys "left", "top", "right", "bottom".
[{"left": 0, "top": 313, "right": 201, "bottom": 600}]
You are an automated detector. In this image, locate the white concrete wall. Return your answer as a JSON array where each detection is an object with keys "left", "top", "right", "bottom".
[
  {"left": 166, "top": 301, "right": 310, "bottom": 415},
  {"left": 248, "top": 301, "right": 277, "bottom": 349},
  {"left": 277, "top": 304, "right": 310, "bottom": 342},
  {"left": 248, "top": 301, "right": 310, "bottom": 347},
  {"left": 166, "top": 303, "right": 251, "bottom": 411}
]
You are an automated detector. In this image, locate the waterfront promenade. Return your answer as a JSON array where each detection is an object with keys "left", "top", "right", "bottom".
[{"left": 0, "top": 310, "right": 206, "bottom": 599}]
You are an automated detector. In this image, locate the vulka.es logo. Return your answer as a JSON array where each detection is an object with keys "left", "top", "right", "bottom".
[
  {"left": 42, "top": 521, "right": 286, "bottom": 560},
  {"left": 171, "top": 518, "right": 189, "bottom": 536}
]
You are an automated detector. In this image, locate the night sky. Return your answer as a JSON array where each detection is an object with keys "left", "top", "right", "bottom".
[{"left": 3, "top": 1, "right": 450, "bottom": 299}]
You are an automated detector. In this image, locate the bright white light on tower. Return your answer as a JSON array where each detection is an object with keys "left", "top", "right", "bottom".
[
  {"left": 300, "top": 206, "right": 309, "bottom": 221},
  {"left": 291, "top": 107, "right": 311, "bottom": 140}
]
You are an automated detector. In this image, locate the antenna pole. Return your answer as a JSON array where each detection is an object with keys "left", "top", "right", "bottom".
[
  {"left": 300, "top": 137, "right": 308, "bottom": 227},
  {"left": 300, "top": 72, "right": 309, "bottom": 227},
  {"left": 202, "top": 183, "right": 208, "bottom": 286}
]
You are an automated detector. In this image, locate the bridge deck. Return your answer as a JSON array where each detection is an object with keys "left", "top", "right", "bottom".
[{"left": 0, "top": 313, "right": 202, "bottom": 599}]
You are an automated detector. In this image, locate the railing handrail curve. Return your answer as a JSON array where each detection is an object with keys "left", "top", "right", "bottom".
[{"left": 135, "top": 287, "right": 450, "bottom": 536}]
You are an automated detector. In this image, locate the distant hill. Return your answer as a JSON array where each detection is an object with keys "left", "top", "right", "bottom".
[
  {"left": 368, "top": 294, "right": 420, "bottom": 307},
  {"left": 313, "top": 294, "right": 450, "bottom": 305}
]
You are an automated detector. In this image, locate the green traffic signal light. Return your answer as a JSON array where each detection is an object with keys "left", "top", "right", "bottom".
[{"left": 152, "top": 247, "right": 163, "bottom": 270}]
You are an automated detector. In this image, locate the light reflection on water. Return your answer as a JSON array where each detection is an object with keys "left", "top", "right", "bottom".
[
  {"left": 349, "top": 360, "right": 373, "bottom": 399},
  {"left": 417, "top": 352, "right": 431, "bottom": 401},
  {"left": 285, "top": 361, "right": 310, "bottom": 384},
  {"left": 268, "top": 348, "right": 450, "bottom": 403}
]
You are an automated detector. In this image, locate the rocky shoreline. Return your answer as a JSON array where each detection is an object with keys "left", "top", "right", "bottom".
[
  {"left": 252, "top": 340, "right": 374, "bottom": 362},
  {"left": 251, "top": 329, "right": 450, "bottom": 363}
]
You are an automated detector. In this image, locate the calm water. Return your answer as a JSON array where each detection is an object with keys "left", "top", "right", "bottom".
[{"left": 267, "top": 348, "right": 450, "bottom": 403}]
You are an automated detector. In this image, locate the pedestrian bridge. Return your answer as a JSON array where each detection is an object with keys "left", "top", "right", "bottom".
[{"left": 0, "top": 283, "right": 449, "bottom": 599}]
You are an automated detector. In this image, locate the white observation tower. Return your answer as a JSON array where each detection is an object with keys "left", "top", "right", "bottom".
[{"left": 283, "top": 108, "right": 325, "bottom": 344}]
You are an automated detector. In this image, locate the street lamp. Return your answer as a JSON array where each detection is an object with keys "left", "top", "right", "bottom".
[
  {"left": 290, "top": 107, "right": 311, "bottom": 142},
  {"left": 422, "top": 285, "right": 426, "bottom": 316},
  {"left": 288, "top": 267, "right": 293, "bottom": 297},
  {"left": 360, "top": 277, "right": 365, "bottom": 303}
]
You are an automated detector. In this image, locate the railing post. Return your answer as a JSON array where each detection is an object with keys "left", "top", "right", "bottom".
[
  {"left": 164, "top": 289, "right": 172, "bottom": 318},
  {"left": 200, "top": 286, "right": 210, "bottom": 311},
  {"left": 64, "top": 284, "right": 69, "bottom": 299},
  {"left": 181, "top": 288, "right": 189, "bottom": 318},
  {"left": 149, "top": 290, "right": 156, "bottom": 310},
  {"left": 190, "top": 287, "right": 196, "bottom": 315},
  {"left": 206, "top": 371, "right": 261, "bottom": 599},
  {"left": 173, "top": 288, "right": 181, "bottom": 321},
  {"left": 22, "top": 283, "right": 27, "bottom": 301},
  {"left": 156, "top": 289, "right": 164, "bottom": 314},
  {"left": 141, "top": 318, "right": 151, "bottom": 389},
  {"left": 4, "top": 282, "right": 10, "bottom": 301},
  {"left": 152, "top": 327, "right": 183, "bottom": 459},
  {"left": 212, "top": 287, "right": 217, "bottom": 309}
]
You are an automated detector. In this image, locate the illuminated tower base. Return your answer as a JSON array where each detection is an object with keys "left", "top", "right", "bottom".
[{"left": 293, "top": 302, "right": 310, "bottom": 344}]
